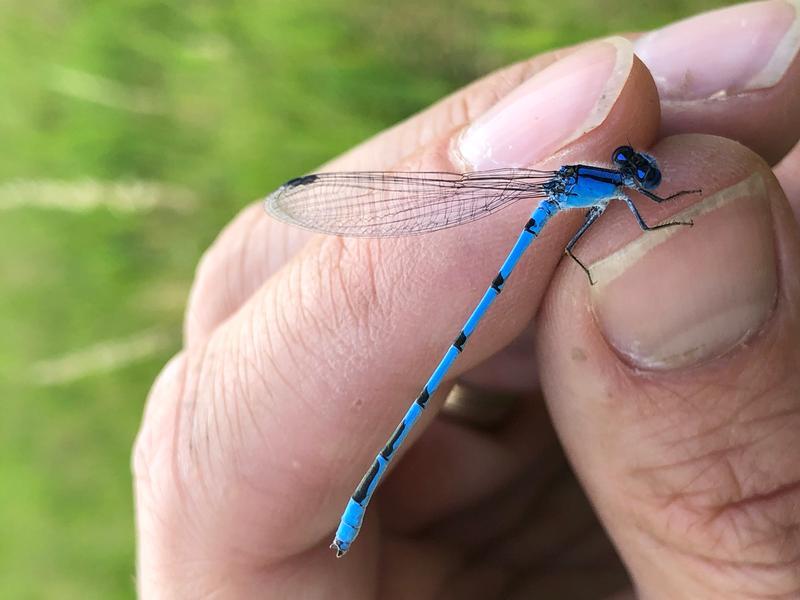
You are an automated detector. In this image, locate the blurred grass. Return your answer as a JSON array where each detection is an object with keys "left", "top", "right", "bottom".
[{"left": 0, "top": 0, "right": 731, "bottom": 597}]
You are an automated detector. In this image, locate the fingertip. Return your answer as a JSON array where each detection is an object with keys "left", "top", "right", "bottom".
[
  {"left": 526, "top": 48, "right": 662, "bottom": 168},
  {"left": 636, "top": 0, "right": 800, "bottom": 164}
]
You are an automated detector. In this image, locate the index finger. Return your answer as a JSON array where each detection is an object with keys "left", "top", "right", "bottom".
[
  {"left": 186, "top": 1, "right": 800, "bottom": 346},
  {"left": 135, "top": 38, "right": 659, "bottom": 593}
]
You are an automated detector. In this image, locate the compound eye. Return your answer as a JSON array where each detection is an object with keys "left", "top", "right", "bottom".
[
  {"left": 612, "top": 145, "right": 633, "bottom": 166},
  {"left": 636, "top": 166, "right": 661, "bottom": 189}
]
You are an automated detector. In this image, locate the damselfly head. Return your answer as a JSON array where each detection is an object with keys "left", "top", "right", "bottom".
[{"left": 612, "top": 145, "right": 662, "bottom": 190}]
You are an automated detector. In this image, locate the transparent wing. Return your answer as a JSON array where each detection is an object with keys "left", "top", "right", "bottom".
[{"left": 264, "top": 169, "right": 555, "bottom": 237}]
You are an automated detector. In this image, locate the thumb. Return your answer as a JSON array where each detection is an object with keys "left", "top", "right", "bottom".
[{"left": 537, "top": 134, "right": 800, "bottom": 598}]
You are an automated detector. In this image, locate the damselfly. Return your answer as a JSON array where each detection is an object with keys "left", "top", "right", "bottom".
[{"left": 265, "top": 145, "right": 699, "bottom": 557}]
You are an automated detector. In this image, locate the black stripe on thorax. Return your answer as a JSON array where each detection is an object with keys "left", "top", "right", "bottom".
[{"left": 575, "top": 169, "right": 620, "bottom": 186}]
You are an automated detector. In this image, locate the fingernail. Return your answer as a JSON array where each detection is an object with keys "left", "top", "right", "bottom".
[
  {"left": 590, "top": 173, "right": 778, "bottom": 370},
  {"left": 635, "top": 0, "right": 800, "bottom": 101},
  {"left": 456, "top": 37, "right": 633, "bottom": 169}
]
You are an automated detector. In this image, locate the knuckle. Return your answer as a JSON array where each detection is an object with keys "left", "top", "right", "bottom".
[
  {"left": 132, "top": 353, "right": 188, "bottom": 490},
  {"left": 290, "top": 235, "right": 397, "bottom": 345},
  {"left": 184, "top": 204, "right": 267, "bottom": 345},
  {"left": 626, "top": 374, "right": 800, "bottom": 596}
]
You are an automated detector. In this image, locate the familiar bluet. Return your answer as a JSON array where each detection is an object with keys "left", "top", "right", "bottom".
[{"left": 264, "top": 145, "right": 699, "bottom": 557}]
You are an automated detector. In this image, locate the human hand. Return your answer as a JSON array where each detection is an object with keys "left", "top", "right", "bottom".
[{"left": 134, "top": 1, "right": 800, "bottom": 598}]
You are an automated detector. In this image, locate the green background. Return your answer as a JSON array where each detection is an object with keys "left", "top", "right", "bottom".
[{"left": 0, "top": 0, "right": 731, "bottom": 597}]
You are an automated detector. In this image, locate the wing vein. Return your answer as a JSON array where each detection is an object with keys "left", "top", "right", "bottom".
[{"left": 264, "top": 169, "right": 553, "bottom": 237}]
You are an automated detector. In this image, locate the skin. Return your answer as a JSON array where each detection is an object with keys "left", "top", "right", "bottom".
[{"left": 134, "top": 10, "right": 800, "bottom": 600}]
